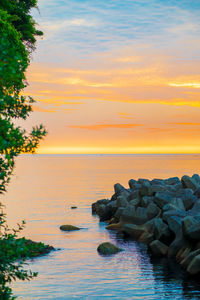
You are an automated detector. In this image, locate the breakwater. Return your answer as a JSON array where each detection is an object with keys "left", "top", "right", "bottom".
[{"left": 92, "top": 174, "right": 200, "bottom": 275}]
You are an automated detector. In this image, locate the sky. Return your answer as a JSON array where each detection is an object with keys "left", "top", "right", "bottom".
[{"left": 24, "top": 0, "right": 200, "bottom": 153}]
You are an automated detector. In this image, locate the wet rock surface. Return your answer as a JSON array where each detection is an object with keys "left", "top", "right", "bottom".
[
  {"left": 60, "top": 224, "right": 81, "bottom": 231},
  {"left": 97, "top": 242, "right": 123, "bottom": 255},
  {"left": 92, "top": 174, "right": 200, "bottom": 276}
]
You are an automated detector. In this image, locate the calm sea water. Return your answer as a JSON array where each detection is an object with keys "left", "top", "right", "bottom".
[{"left": 3, "top": 154, "right": 200, "bottom": 299}]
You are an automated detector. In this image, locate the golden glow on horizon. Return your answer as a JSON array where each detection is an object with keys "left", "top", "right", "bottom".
[{"left": 37, "top": 146, "right": 200, "bottom": 154}]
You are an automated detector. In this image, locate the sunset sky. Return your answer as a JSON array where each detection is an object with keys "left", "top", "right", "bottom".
[{"left": 24, "top": 0, "right": 200, "bottom": 153}]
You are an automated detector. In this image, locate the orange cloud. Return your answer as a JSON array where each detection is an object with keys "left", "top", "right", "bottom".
[
  {"left": 32, "top": 105, "right": 56, "bottom": 113},
  {"left": 172, "top": 122, "right": 200, "bottom": 125},
  {"left": 69, "top": 123, "right": 142, "bottom": 130},
  {"left": 118, "top": 112, "right": 134, "bottom": 119},
  {"left": 146, "top": 127, "right": 174, "bottom": 133},
  {"left": 25, "top": 60, "right": 200, "bottom": 109}
]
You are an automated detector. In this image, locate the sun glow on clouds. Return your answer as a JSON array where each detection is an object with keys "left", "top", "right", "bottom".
[
  {"left": 27, "top": 0, "right": 200, "bottom": 154},
  {"left": 169, "top": 82, "right": 200, "bottom": 88}
]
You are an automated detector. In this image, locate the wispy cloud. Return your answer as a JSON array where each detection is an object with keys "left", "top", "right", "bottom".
[
  {"left": 118, "top": 112, "right": 134, "bottom": 119},
  {"left": 32, "top": 105, "right": 56, "bottom": 113},
  {"left": 41, "top": 18, "right": 97, "bottom": 33},
  {"left": 171, "top": 122, "right": 200, "bottom": 125},
  {"left": 69, "top": 123, "right": 142, "bottom": 130}
]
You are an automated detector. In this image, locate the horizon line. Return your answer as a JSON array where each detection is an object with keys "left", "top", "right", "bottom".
[{"left": 23, "top": 153, "right": 200, "bottom": 155}]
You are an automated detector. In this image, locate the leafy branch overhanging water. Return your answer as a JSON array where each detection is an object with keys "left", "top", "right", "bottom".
[{"left": 0, "top": 0, "right": 48, "bottom": 298}]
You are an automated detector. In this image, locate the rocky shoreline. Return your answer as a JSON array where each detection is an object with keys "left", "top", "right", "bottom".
[{"left": 92, "top": 174, "right": 200, "bottom": 276}]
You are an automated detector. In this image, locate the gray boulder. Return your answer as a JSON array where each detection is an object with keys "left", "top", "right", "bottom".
[
  {"left": 143, "top": 218, "right": 157, "bottom": 233},
  {"left": 92, "top": 199, "right": 109, "bottom": 214},
  {"left": 182, "top": 216, "right": 199, "bottom": 238},
  {"left": 154, "top": 191, "right": 173, "bottom": 208},
  {"left": 181, "top": 249, "right": 200, "bottom": 269},
  {"left": 182, "top": 216, "right": 200, "bottom": 240},
  {"left": 97, "top": 204, "right": 112, "bottom": 221},
  {"left": 120, "top": 205, "right": 136, "bottom": 224},
  {"left": 192, "top": 174, "right": 200, "bottom": 185},
  {"left": 140, "top": 181, "right": 153, "bottom": 196},
  {"left": 195, "top": 187, "right": 200, "bottom": 199},
  {"left": 181, "top": 175, "right": 200, "bottom": 191},
  {"left": 138, "top": 232, "right": 154, "bottom": 244},
  {"left": 162, "top": 209, "right": 186, "bottom": 223},
  {"left": 114, "top": 183, "right": 126, "bottom": 194},
  {"left": 165, "top": 185, "right": 178, "bottom": 193},
  {"left": 116, "top": 194, "right": 129, "bottom": 208},
  {"left": 129, "top": 189, "right": 139, "bottom": 200},
  {"left": 177, "top": 188, "right": 196, "bottom": 210},
  {"left": 122, "top": 224, "right": 146, "bottom": 239},
  {"left": 170, "top": 198, "right": 185, "bottom": 211},
  {"left": 138, "top": 178, "right": 150, "bottom": 185},
  {"left": 132, "top": 207, "right": 148, "bottom": 225},
  {"left": 106, "top": 200, "right": 117, "bottom": 215},
  {"left": 168, "top": 231, "right": 188, "bottom": 257},
  {"left": 173, "top": 182, "right": 183, "bottom": 191},
  {"left": 187, "top": 254, "right": 200, "bottom": 275},
  {"left": 129, "top": 197, "right": 140, "bottom": 207},
  {"left": 151, "top": 179, "right": 165, "bottom": 185},
  {"left": 165, "top": 215, "right": 183, "bottom": 236},
  {"left": 165, "top": 177, "right": 180, "bottom": 185},
  {"left": 146, "top": 203, "right": 160, "bottom": 220},
  {"left": 154, "top": 218, "right": 171, "bottom": 243},
  {"left": 188, "top": 200, "right": 200, "bottom": 215},
  {"left": 128, "top": 179, "right": 137, "bottom": 190},
  {"left": 111, "top": 183, "right": 128, "bottom": 201},
  {"left": 149, "top": 240, "right": 168, "bottom": 256},
  {"left": 141, "top": 196, "right": 154, "bottom": 207},
  {"left": 162, "top": 203, "right": 181, "bottom": 212},
  {"left": 114, "top": 207, "right": 125, "bottom": 221},
  {"left": 151, "top": 184, "right": 167, "bottom": 194}
]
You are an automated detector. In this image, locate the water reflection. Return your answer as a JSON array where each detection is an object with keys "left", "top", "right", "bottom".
[
  {"left": 2, "top": 154, "right": 200, "bottom": 299},
  {"left": 150, "top": 256, "right": 200, "bottom": 299}
]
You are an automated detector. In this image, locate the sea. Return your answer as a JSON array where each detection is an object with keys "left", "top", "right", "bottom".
[{"left": 3, "top": 154, "right": 200, "bottom": 299}]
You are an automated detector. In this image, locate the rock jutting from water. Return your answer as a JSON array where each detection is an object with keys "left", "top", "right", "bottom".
[
  {"left": 92, "top": 174, "right": 200, "bottom": 275},
  {"left": 71, "top": 206, "right": 77, "bottom": 209},
  {"left": 60, "top": 224, "right": 81, "bottom": 231},
  {"left": 97, "top": 242, "right": 123, "bottom": 255}
]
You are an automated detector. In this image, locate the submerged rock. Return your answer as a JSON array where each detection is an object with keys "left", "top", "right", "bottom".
[
  {"left": 97, "top": 242, "right": 123, "bottom": 255},
  {"left": 60, "top": 224, "right": 80, "bottom": 231}
]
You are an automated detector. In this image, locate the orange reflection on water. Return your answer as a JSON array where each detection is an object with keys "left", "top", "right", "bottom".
[{"left": 3, "top": 154, "right": 200, "bottom": 241}]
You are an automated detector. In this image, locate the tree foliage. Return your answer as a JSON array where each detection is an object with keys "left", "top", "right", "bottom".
[
  {"left": 0, "top": 7, "right": 46, "bottom": 194},
  {"left": 0, "top": 0, "right": 43, "bottom": 50},
  {"left": 0, "top": 0, "right": 47, "bottom": 297}
]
